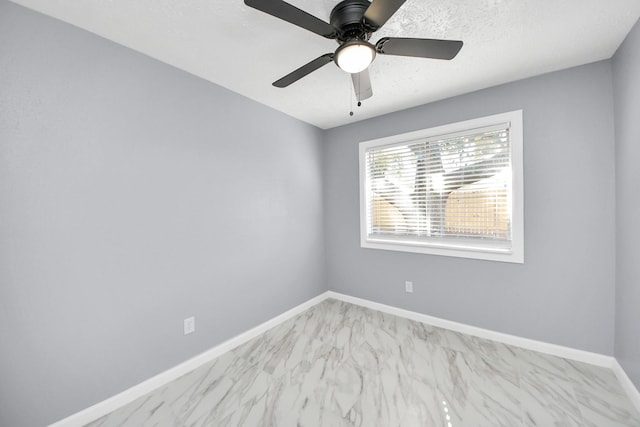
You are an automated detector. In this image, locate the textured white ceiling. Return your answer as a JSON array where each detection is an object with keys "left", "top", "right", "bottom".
[{"left": 9, "top": 0, "right": 640, "bottom": 129}]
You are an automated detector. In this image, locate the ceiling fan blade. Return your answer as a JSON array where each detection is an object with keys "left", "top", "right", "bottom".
[
  {"left": 273, "top": 53, "right": 334, "bottom": 88},
  {"left": 363, "top": 0, "right": 406, "bottom": 30},
  {"left": 376, "top": 37, "right": 463, "bottom": 60},
  {"left": 351, "top": 69, "right": 373, "bottom": 101},
  {"left": 244, "top": 0, "right": 336, "bottom": 38}
]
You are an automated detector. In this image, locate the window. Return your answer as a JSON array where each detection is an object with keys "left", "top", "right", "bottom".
[{"left": 359, "top": 110, "right": 523, "bottom": 263}]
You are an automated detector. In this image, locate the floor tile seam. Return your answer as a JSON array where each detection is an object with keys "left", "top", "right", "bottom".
[
  {"left": 573, "top": 381, "right": 640, "bottom": 423},
  {"left": 513, "top": 355, "right": 534, "bottom": 426},
  {"left": 523, "top": 384, "right": 586, "bottom": 426},
  {"left": 564, "top": 375, "right": 591, "bottom": 427},
  {"left": 564, "top": 361, "right": 636, "bottom": 416},
  {"left": 517, "top": 361, "right": 589, "bottom": 426}
]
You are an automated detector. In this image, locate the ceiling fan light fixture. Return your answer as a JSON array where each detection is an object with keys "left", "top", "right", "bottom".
[{"left": 335, "top": 40, "right": 375, "bottom": 74}]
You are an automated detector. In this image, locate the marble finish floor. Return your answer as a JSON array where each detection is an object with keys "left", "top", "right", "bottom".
[{"left": 88, "top": 299, "right": 640, "bottom": 426}]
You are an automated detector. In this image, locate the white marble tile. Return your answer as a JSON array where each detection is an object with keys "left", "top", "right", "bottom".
[
  {"left": 574, "top": 382, "right": 640, "bottom": 427},
  {"left": 87, "top": 299, "right": 640, "bottom": 427},
  {"left": 565, "top": 359, "right": 627, "bottom": 397},
  {"left": 519, "top": 368, "right": 584, "bottom": 426}
]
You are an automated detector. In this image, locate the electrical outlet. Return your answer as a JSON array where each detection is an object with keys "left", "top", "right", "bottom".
[
  {"left": 405, "top": 281, "right": 413, "bottom": 293},
  {"left": 183, "top": 316, "right": 195, "bottom": 335}
]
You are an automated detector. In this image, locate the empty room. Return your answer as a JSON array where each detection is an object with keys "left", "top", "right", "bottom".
[{"left": 1, "top": 0, "right": 640, "bottom": 426}]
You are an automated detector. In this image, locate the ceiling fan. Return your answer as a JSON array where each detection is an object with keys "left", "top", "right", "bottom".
[{"left": 244, "top": 0, "right": 463, "bottom": 102}]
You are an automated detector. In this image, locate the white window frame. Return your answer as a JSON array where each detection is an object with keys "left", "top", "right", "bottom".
[{"left": 359, "top": 110, "right": 524, "bottom": 263}]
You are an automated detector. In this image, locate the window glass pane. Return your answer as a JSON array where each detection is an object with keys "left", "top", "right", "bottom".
[{"left": 366, "top": 128, "right": 511, "bottom": 242}]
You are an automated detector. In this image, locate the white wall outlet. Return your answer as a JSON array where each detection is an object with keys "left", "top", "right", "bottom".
[
  {"left": 183, "top": 316, "right": 195, "bottom": 335},
  {"left": 405, "top": 281, "right": 413, "bottom": 293}
]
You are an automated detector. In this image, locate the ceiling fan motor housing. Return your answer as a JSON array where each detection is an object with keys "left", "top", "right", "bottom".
[{"left": 330, "top": 0, "right": 372, "bottom": 42}]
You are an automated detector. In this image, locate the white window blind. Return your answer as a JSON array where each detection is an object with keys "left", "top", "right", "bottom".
[{"left": 359, "top": 110, "right": 524, "bottom": 263}]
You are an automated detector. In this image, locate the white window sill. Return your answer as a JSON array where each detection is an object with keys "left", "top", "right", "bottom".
[{"left": 361, "top": 238, "right": 524, "bottom": 264}]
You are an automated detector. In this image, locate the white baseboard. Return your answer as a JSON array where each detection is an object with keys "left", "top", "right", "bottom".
[
  {"left": 52, "top": 290, "right": 638, "bottom": 426},
  {"left": 612, "top": 359, "right": 640, "bottom": 413},
  {"left": 48, "top": 292, "right": 330, "bottom": 427},
  {"left": 326, "top": 291, "right": 614, "bottom": 368}
]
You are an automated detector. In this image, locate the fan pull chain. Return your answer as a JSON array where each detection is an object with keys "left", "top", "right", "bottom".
[
  {"left": 349, "top": 74, "right": 354, "bottom": 116},
  {"left": 357, "top": 71, "right": 361, "bottom": 108},
  {"left": 349, "top": 73, "right": 364, "bottom": 117},
  {"left": 356, "top": 72, "right": 362, "bottom": 107}
]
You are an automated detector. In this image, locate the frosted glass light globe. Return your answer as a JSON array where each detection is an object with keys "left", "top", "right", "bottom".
[{"left": 335, "top": 41, "right": 375, "bottom": 74}]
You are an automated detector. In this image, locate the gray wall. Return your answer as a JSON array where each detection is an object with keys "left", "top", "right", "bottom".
[
  {"left": 614, "top": 18, "right": 640, "bottom": 389},
  {"left": 0, "top": 2, "right": 325, "bottom": 426},
  {"left": 324, "top": 61, "right": 616, "bottom": 355}
]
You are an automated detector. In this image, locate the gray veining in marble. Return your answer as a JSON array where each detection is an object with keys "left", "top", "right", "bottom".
[{"left": 87, "top": 299, "right": 640, "bottom": 426}]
